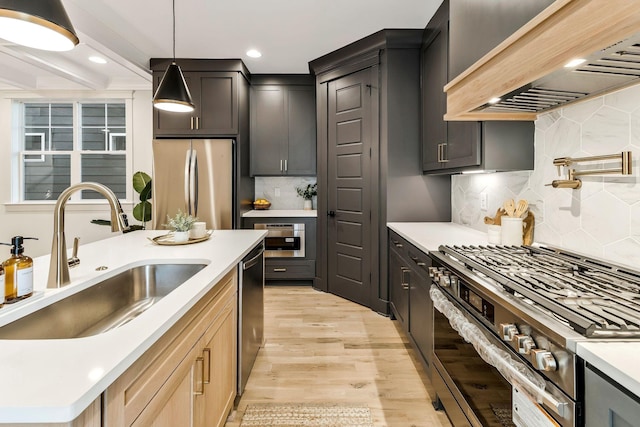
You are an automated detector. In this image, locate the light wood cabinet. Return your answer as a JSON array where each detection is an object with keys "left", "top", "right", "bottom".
[{"left": 103, "top": 270, "right": 237, "bottom": 427}]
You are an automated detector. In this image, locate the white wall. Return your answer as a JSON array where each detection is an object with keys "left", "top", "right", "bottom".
[
  {"left": 452, "top": 83, "right": 640, "bottom": 267},
  {"left": 0, "top": 90, "right": 153, "bottom": 257},
  {"left": 255, "top": 176, "right": 317, "bottom": 210}
]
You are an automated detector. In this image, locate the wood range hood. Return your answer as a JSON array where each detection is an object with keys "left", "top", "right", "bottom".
[{"left": 444, "top": 0, "right": 640, "bottom": 121}]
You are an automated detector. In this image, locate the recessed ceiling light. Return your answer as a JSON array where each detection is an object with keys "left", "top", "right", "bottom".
[
  {"left": 246, "top": 49, "right": 262, "bottom": 58},
  {"left": 89, "top": 56, "right": 107, "bottom": 64},
  {"left": 564, "top": 58, "right": 586, "bottom": 68},
  {"left": 488, "top": 97, "right": 501, "bottom": 104}
]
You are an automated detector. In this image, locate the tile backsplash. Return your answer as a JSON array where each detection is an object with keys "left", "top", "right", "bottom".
[
  {"left": 255, "top": 176, "right": 317, "bottom": 210},
  {"left": 452, "top": 83, "right": 640, "bottom": 267}
]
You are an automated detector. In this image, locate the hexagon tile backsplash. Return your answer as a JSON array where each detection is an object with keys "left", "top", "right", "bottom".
[{"left": 452, "top": 83, "right": 640, "bottom": 268}]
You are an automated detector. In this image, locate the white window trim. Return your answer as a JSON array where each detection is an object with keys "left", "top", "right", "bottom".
[
  {"left": 23, "top": 132, "right": 45, "bottom": 162},
  {"left": 9, "top": 94, "right": 134, "bottom": 205}
]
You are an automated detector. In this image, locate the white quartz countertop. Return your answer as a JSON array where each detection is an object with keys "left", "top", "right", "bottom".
[
  {"left": 577, "top": 341, "right": 640, "bottom": 396},
  {"left": 387, "top": 222, "right": 488, "bottom": 252},
  {"left": 0, "top": 229, "right": 266, "bottom": 423},
  {"left": 243, "top": 209, "right": 317, "bottom": 218}
]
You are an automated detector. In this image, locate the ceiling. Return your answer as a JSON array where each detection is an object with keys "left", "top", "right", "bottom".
[{"left": 0, "top": 0, "right": 441, "bottom": 92}]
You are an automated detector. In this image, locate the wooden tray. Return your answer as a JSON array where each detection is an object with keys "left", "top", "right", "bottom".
[{"left": 149, "top": 230, "right": 212, "bottom": 246}]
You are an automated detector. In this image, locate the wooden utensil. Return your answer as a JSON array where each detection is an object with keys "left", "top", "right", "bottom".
[
  {"left": 515, "top": 199, "right": 529, "bottom": 218},
  {"left": 523, "top": 211, "right": 535, "bottom": 245},
  {"left": 494, "top": 207, "right": 506, "bottom": 226},
  {"left": 503, "top": 199, "right": 515, "bottom": 217},
  {"left": 484, "top": 216, "right": 495, "bottom": 225}
]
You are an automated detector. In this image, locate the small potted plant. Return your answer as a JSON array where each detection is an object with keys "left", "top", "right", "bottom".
[
  {"left": 132, "top": 171, "right": 152, "bottom": 229},
  {"left": 295, "top": 183, "right": 317, "bottom": 210},
  {"left": 165, "top": 210, "right": 198, "bottom": 242}
]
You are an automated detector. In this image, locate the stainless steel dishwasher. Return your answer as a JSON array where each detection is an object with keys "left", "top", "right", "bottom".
[{"left": 237, "top": 241, "right": 264, "bottom": 396}]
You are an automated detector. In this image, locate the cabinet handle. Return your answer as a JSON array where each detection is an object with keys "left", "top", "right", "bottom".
[
  {"left": 273, "top": 268, "right": 287, "bottom": 272},
  {"left": 401, "top": 267, "right": 410, "bottom": 290},
  {"left": 196, "top": 116, "right": 200, "bottom": 129},
  {"left": 284, "top": 159, "right": 287, "bottom": 172},
  {"left": 391, "top": 239, "right": 403, "bottom": 248},
  {"left": 410, "top": 256, "right": 426, "bottom": 267},
  {"left": 203, "top": 348, "right": 211, "bottom": 384},
  {"left": 190, "top": 116, "right": 195, "bottom": 130},
  {"left": 280, "top": 159, "right": 283, "bottom": 172},
  {"left": 441, "top": 142, "right": 449, "bottom": 163},
  {"left": 194, "top": 356, "right": 204, "bottom": 395}
]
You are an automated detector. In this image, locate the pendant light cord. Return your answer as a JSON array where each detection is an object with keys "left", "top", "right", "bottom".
[{"left": 172, "top": 0, "right": 176, "bottom": 61}]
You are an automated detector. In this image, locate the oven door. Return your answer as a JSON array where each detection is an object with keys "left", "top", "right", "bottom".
[
  {"left": 254, "top": 224, "right": 305, "bottom": 258},
  {"left": 430, "top": 285, "right": 574, "bottom": 427}
]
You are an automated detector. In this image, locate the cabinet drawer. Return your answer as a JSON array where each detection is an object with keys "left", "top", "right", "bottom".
[
  {"left": 265, "top": 260, "right": 315, "bottom": 280},
  {"left": 406, "top": 246, "right": 431, "bottom": 278},
  {"left": 389, "top": 230, "right": 431, "bottom": 276}
]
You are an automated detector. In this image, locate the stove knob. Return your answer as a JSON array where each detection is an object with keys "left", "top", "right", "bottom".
[
  {"left": 428, "top": 267, "right": 438, "bottom": 278},
  {"left": 515, "top": 335, "right": 537, "bottom": 355},
  {"left": 533, "top": 350, "right": 558, "bottom": 372},
  {"left": 499, "top": 323, "right": 519, "bottom": 341},
  {"left": 439, "top": 274, "right": 451, "bottom": 288}
]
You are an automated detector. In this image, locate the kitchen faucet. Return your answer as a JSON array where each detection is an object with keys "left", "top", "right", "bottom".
[{"left": 47, "top": 182, "right": 129, "bottom": 288}]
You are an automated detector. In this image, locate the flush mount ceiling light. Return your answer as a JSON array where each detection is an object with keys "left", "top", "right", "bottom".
[
  {"left": 0, "top": 0, "right": 79, "bottom": 51},
  {"left": 152, "top": 0, "right": 194, "bottom": 113},
  {"left": 246, "top": 49, "right": 262, "bottom": 58}
]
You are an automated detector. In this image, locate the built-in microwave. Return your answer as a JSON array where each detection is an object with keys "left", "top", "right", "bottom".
[{"left": 253, "top": 223, "right": 305, "bottom": 258}]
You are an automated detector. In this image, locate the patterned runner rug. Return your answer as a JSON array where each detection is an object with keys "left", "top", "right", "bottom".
[{"left": 240, "top": 403, "right": 373, "bottom": 427}]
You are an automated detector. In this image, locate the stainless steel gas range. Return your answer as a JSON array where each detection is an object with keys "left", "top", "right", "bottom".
[{"left": 428, "top": 244, "right": 640, "bottom": 427}]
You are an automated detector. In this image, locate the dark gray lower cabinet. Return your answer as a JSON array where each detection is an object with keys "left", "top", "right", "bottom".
[
  {"left": 585, "top": 364, "right": 640, "bottom": 426},
  {"left": 388, "top": 230, "right": 433, "bottom": 372},
  {"left": 389, "top": 241, "right": 409, "bottom": 329}
]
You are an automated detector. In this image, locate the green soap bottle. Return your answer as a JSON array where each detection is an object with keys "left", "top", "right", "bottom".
[{"left": 2, "top": 236, "right": 37, "bottom": 303}]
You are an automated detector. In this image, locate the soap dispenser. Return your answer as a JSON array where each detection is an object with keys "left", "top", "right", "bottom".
[
  {"left": 2, "top": 236, "right": 38, "bottom": 303},
  {"left": 0, "top": 262, "right": 4, "bottom": 308}
]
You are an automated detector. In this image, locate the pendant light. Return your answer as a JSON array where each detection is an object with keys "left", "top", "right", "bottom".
[
  {"left": 0, "top": 0, "right": 79, "bottom": 51},
  {"left": 152, "top": 0, "right": 195, "bottom": 113}
]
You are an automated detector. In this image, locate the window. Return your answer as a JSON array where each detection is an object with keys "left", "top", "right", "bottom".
[{"left": 18, "top": 101, "right": 129, "bottom": 201}]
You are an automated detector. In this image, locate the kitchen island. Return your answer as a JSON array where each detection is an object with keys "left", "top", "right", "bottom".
[{"left": 0, "top": 229, "right": 265, "bottom": 424}]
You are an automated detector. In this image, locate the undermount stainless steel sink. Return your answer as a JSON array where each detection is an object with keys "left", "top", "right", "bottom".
[{"left": 0, "top": 263, "right": 207, "bottom": 340}]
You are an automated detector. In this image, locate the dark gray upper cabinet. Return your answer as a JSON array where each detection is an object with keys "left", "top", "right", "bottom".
[
  {"left": 250, "top": 75, "right": 316, "bottom": 176},
  {"left": 421, "top": 0, "right": 551, "bottom": 174},
  {"left": 150, "top": 60, "right": 251, "bottom": 138}
]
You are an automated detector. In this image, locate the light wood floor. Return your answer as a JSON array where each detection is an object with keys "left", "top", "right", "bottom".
[{"left": 225, "top": 286, "right": 451, "bottom": 427}]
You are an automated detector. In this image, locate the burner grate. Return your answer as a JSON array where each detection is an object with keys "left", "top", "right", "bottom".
[{"left": 439, "top": 245, "right": 640, "bottom": 338}]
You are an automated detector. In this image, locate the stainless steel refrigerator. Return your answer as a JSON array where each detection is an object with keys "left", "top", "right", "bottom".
[
  {"left": 152, "top": 139, "right": 233, "bottom": 230},
  {"left": 152, "top": 137, "right": 263, "bottom": 397}
]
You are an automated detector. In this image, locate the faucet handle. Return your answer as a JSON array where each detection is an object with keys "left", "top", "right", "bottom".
[{"left": 68, "top": 237, "right": 80, "bottom": 268}]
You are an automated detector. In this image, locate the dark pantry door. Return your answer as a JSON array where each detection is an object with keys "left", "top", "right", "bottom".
[{"left": 326, "top": 68, "right": 373, "bottom": 308}]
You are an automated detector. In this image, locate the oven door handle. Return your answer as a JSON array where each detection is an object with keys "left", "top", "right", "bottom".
[{"left": 430, "top": 285, "right": 569, "bottom": 420}]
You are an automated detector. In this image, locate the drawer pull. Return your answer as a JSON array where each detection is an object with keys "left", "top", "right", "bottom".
[
  {"left": 194, "top": 356, "right": 204, "bottom": 395},
  {"left": 273, "top": 268, "right": 287, "bottom": 272},
  {"left": 410, "top": 256, "right": 426, "bottom": 267},
  {"left": 391, "top": 239, "right": 403, "bottom": 248},
  {"left": 203, "top": 348, "right": 211, "bottom": 384},
  {"left": 401, "top": 267, "right": 410, "bottom": 290}
]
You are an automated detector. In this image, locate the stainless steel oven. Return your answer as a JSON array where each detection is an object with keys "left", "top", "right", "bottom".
[
  {"left": 253, "top": 223, "right": 305, "bottom": 258},
  {"left": 429, "top": 248, "right": 578, "bottom": 427}
]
